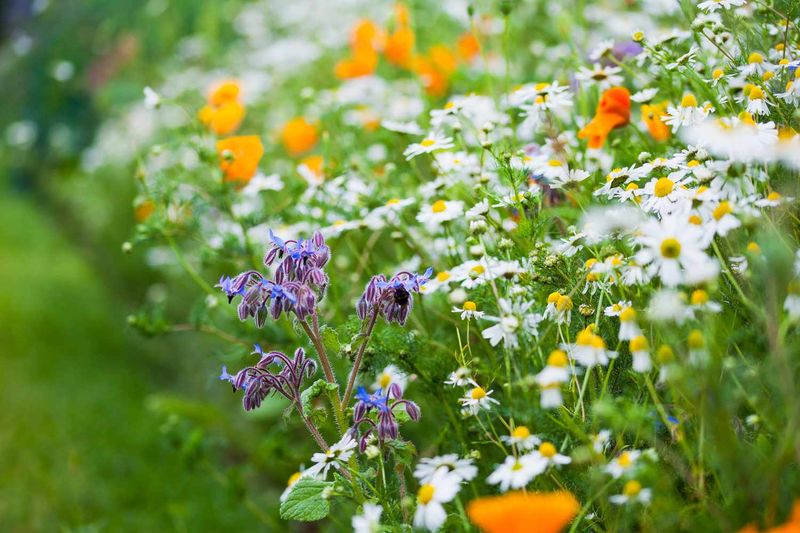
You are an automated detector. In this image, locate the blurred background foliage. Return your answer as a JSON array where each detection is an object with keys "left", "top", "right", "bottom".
[{"left": 0, "top": 0, "right": 285, "bottom": 529}]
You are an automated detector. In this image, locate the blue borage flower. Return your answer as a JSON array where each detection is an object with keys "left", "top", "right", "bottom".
[
  {"left": 219, "top": 230, "right": 330, "bottom": 325},
  {"left": 351, "top": 383, "right": 421, "bottom": 451},
  {"left": 222, "top": 345, "right": 317, "bottom": 411},
  {"left": 357, "top": 267, "right": 433, "bottom": 325}
]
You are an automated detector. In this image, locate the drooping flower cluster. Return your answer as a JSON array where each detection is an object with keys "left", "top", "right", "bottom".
[
  {"left": 217, "top": 230, "right": 330, "bottom": 324},
  {"left": 220, "top": 345, "right": 317, "bottom": 411},
  {"left": 356, "top": 268, "right": 432, "bottom": 325},
  {"left": 351, "top": 384, "right": 421, "bottom": 450}
]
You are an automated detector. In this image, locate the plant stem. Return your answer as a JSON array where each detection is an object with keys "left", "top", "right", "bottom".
[{"left": 342, "top": 308, "right": 380, "bottom": 407}]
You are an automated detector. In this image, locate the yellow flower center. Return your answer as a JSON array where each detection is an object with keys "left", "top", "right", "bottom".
[
  {"left": 688, "top": 330, "right": 704, "bottom": 349},
  {"left": 713, "top": 201, "right": 733, "bottom": 221},
  {"left": 379, "top": 373, "right": 392, "bottom": 389},
  {"left": 630, "top": 336, "right": 649, "bottom": 352},
  {"left": 287, "top": 471, "right": 302, "bottom": 487},
  {"left": 511, "top": 460, "right": 524, "bottom": 471},
  {"left": 539, "top": 442, "right": 557, "bottom": 458},
  {"left": 619, "top": 307, "right": 636, "bottom": 322},
  {"left": 625, "top": 183, "right": 639, "bottom": 191},
  {"left": 712, "top": 68, "right": 724, "bottom": 80},
  {"left": 748, "top": 86, "right": 764, "bottom": 100},
  {"left": 512, "top": 426, "right": 531, "bottom": 439},
  {"left": 431, "top": 200, "right": 447, "bottom": 213},
  {"left": 471, "top": 387, "right": 487, "bottom": 400},
  {"left": 747, "top": 241, "right": 761, "bottom": 254},
  {"left": 687, "top": 159, "right": 700, "bottom": 168},
  {"left": 762, "top": 71, "right": 774, "bottom": 82},
  {"left": 747, "top": 52, "right": 763, "bottom": 64},
  {"left": 660, "top": 238, "right": 682, "bottom": 259},
  {"left": 654, "top": 177, "right": 675, "bottom": 198},
  {"left": 418, "top": 484, "right": 435, "bottom": 504},
  {"left": 618, "top": 451, "right": 633, "bottom": 468},
  {"left": 623, "top": 480, "right": 642, "bottom": 497},
  {"left": 767, "top": 191, "right": 782, "bottom": 201},
  {"left": 680, "top": 93, "right": 698, "bottom": 107},
  {"left": 576, "top": 328, "right": 596, "bottom": 346},
  {"left": 471, "top": 265, "right": 486, "bottom": 275},
  {"left": 436, "top": 271, "right": 451, "bottom": 282},
  {"left": 421, "top": 138, "right": 436, "bottom": 147},
  {"left": 463, "top": 300, "right": 477, "bottom": 312},
  {"left": 688, "top": 214, "right": 703, "bottom": 225},
  {"left": 548, "top": 159, "right": 563, "bottom": 167},
  {"left": 547, "top": 350, "right": 569, "bottom": 367},
  {"left": 690, "top": 289, "right": 709, "bottom": 305},
  {"left": 547, "top": 292, "right": 561, "bottom": 304},
  {"left": 657, "top": 345, "right": 675, "bottom": 363},
  {"left": 556, "top": 295, "right": 573, "bottom": 311},
  {"left": 386, "top": 198, "right": 400, "bottom": 205}
]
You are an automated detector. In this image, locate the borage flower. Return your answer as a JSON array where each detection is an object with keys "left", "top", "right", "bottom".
[
  {"left": 357, "top": 268, "right": 432, "bottom": 325},
  {"left": 351, "top": 383, "right": 421, "bottom": 450}
]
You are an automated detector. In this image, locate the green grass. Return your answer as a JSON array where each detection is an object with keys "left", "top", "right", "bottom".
[{"left": 0, "top": 189, "right": 253, "bottom": 531}]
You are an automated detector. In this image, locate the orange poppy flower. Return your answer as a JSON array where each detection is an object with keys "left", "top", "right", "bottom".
[
  {"left": 351, "top": 19, "right": 385, "bottom": 51},
  {"left": 457, "top": 32, "right": 481, "bottom": 61},
  {"left": 413, "top": 55, "right": 449, "bottom": 97},
  {"left": 467, "top": 491, "right": 580, "bottom": 533},
  {"left": 385, "top": 26, "right": 415, "bottom": 68},
  {"left": 641, "top": 102, "right": 670, "bottom": 142},
  {"left": 738, "top": 500, "right": 800, "bottom": 533},
  {"left": 199, "top": 100, "right": 245, "bottom": 135},
  {"left": 208, "top": 80, "right": 240, "bottom": 107},
  {"left": 335, "top": 48, "right": 379, "bottom": 79},
  {"left": 578, "top": 87, "right": 631, "bottom": 149},
  {"left": 281, "top": 117, "right": 318, "bottom": 156},
  {"left": 216, "top": 135, "right": 264, "bottom": 183}
]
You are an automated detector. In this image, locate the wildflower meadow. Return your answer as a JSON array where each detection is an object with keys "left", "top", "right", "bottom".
[{"left": 3, "top": 0, "right": 800, "bottom": 531}]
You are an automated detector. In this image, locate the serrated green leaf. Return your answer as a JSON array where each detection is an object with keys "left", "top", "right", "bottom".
[
  {"left": 301, "top": 379, "right": 339, "bottom": 416},
  {"left": 319, "top": 325, "right": 341, "bottom": 357},
  {"left": 279, "top": 477, "right": 332, "bottom": 521}
]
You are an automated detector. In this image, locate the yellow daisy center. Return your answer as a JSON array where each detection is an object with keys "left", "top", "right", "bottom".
[
  {"left": 287, "top": 471, "right": 302, "bottom": 487},
  {"left": 630, "top": 336, "right": 649, "bottom": 352},
  {"left": 654, "top": 177, "right": 675, "bottom": 198},
  {"left": 539, "top": 442, "right": 557, "bottom": 458},
  {"left": 421, "top": 138, "right": 436, "bottom": 147},
  {"left": 463, "top": 300, "right": 477, "bottom": 312},
  {"left": 556, "top": 295, "right": 573, "bottom": 311},
  {"left": 547, "top": 350, "right": 569, "bottom": 367},
  {"left": 379, "top": 373, "right": 392, "bottom": 389},
  {"left": 471, "top": 387, "right": 487, "bottom": 400},
  {"left": 660, "top": 238, "right": 682, "bottom": 259},
  {"left": 431, "top": 200, "right": 447, "bottom": 213},
  {"left": 418, "top": 484, "right": 435, "bottom": 504},
  {"left": 618, "top": 451, "right": 633, "bottom": 468},
  {"left": 512, "top": 426, "right": 531, "bottom": 439},
  {"left": 623, "top": 480, "right": 642, "bottom": 497},
  {"left": 747, "top": 52, "right": 763, "bottom": 64},
  {"left": 690, "top": 289, "right": 709, "bottom": 305},
  {"left": 713, "top": 201, "right": 733, "bottom": 221},
  {"left": 619, "top": 307, "right": 636, "bottom": 322},
  {"left": 680, "top": 93, "right": 698, "bottom": 107},
  {"left": 436, "top": 271, "right": 451, "bottom": 282}
]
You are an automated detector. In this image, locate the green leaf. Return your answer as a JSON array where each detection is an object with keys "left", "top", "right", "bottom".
[
  {"left": 319, "top": 325, "right": 341, "bottom": 357},
  {"left": 301, "top": 379, "right": 339, "bottom": 416},
  {"left": 279, "top": 477, "right": 332, "bottom": 521}
]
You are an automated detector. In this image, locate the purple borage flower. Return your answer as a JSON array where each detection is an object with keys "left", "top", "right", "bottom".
[
  {"left": 220, "top": 344, "right": 317, "bottom": 411},
  {"left": 350, "top": 384, "right": 420, "bottom": 451},
  {"left": 217, "top": 230, "right": 330, "bottom": 326},
  {"left": 356, "top": 268, "right": 432, "bottom": 326}
]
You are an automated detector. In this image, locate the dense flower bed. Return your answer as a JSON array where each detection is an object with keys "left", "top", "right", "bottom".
[{"left": 118, "top": 0, "right": 799, "bottom": 530}]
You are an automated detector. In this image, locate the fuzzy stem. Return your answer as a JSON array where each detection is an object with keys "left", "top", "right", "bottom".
[{"left": 342, "top": 308, "right": 380, "bottom": 408}]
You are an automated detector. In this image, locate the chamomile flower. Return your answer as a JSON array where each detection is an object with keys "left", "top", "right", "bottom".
[
  {"left": 634, "top": 215, "right": 718, "bottom": 287},
  {"left": 618, "top": 306, "right": 642, "bottom": 340},
  {"left": 629, "top": 336, "right": 652, "bottom": 373},
  {"left": 663, "top": 93, "right": 711, "bottom": 132},
  {"left": 306, "top": 433, "right": 358, "bottom": 479},
  {"left": 501, "top": 425, "right": 542, "bottom": 450},
  {"left": 562, "top": 325, "right": 617, "bottom": 368},
  {"left": 414, "top": 467, "right": 463, "bottom": 531},
  {"left": 535, "top": 350, "right": 571, "bottom": 409},
  {"left": 697, "top": 0, "right": 745, "bottom": 12},
  {"left": 416, "top": 200, "right": 464, "bottom": 232},
  {"left": 533, "top": 441, "right": 572, "bottom": 470},
  {"left": 404, "top": 132, "right": 455, "bottom": 160},
  {"left": 280, "top": 470, "right": 305, "bottom": 502},
  {"left": 372, "top": 364, "right": 408, "bottom": 392},
  {"left": 460, "top": 383, "right": 500, "bottom": 415},
  {"left": 445, "top": 367, "right": 472, "bottom": 387},
  {"left": 605, "top": 449, "right": 642, "bottom": 478},
  {"left": 744, "top": 85, "right": 771, "bottom": 116},
  {"left": 592, "top": 430, "right": 612, "bottom": 453},
  {"left": 544, "top": 292, "right": 574, "bottom": 325},
  {"left": 453, "top": 300, "right": 485, "bottom": 320},
  {"left": 610, "top": 480, "right": 652, "bottom": 505},
  {"left": 688, "top": 289, "right": 723, "bottom": 314},
  {"left": 575, "top": 63, "right": 624, "bottom": 89},
  {"left": 639, "top": 175, "right": 690, "bottom": 215},
  {"left": 486, "top": 454, "right": 545, "bottom": 492},
  {"left": 415, "top": 454, "right": 478, "bottom": 484},
  {"left": 352, "top": 503, "right": 383, "bottom": 533},
  {"left": 604, "top": 300, "right": 631, "bottom": 317}
]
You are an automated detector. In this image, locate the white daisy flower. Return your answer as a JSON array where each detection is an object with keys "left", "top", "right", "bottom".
[
  {"left": 605, "top": 449, "right": 642, "bottom": 479},
  {"left": 486, "top": 453, "right": 545, "bottom": 492},
  {"left": 663, "top": 93, "right": 712, "bottom": 132},
  {"left": 459, "top": 382, "right": 500, "bottom": 415},
  {"left": 629, "top": 336, "right": 652, "bottom": 373},
  {"left": 413, "top": 467, "right": 462, "bottom": 531},
  {"left": 404, "top": 131, "right": 455, "bottom": 160},
  {"left": 444, "top": 367, "right": 473, "bottom": 387},
  {"left": 500, "top": 425, "right": 542, "bottom": 450},
  {"left": 452, "top": 300, "right": 485, "bottom": 320},
  {"left": 372, "top": 364, "right": 408, "bottom": 392},
  {"left": 416, "top": 200, "right": 464, "bottom": 232},
  {"left": 352, "top": 503, "right": 383, "bottom": 533},
  {"left": 610, "top": 480, "right": 652, "bottom": 505},
  {"left": 414, "top": 454, "right": 478, "bottom": 484},
  {"left": 697, "top": 0, "right": 744, "bottom": 12},
  {"left": 575, "top": 63, "right": 624, "bottom": 89},
  {"left": 305, "top": 433, "right": 358, "bottom": 479}
]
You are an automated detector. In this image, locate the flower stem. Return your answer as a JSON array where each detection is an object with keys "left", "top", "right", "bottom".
[
  {"left": 300, "top": 316, "right": 347, "bottom": 433},
  {"left": 342, "top": 309, "right": 380, "bottom": 407}
]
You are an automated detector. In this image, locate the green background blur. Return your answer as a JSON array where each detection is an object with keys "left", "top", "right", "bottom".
[{"left": 0, "top": 1, "right": 277, "bottom": 530}]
